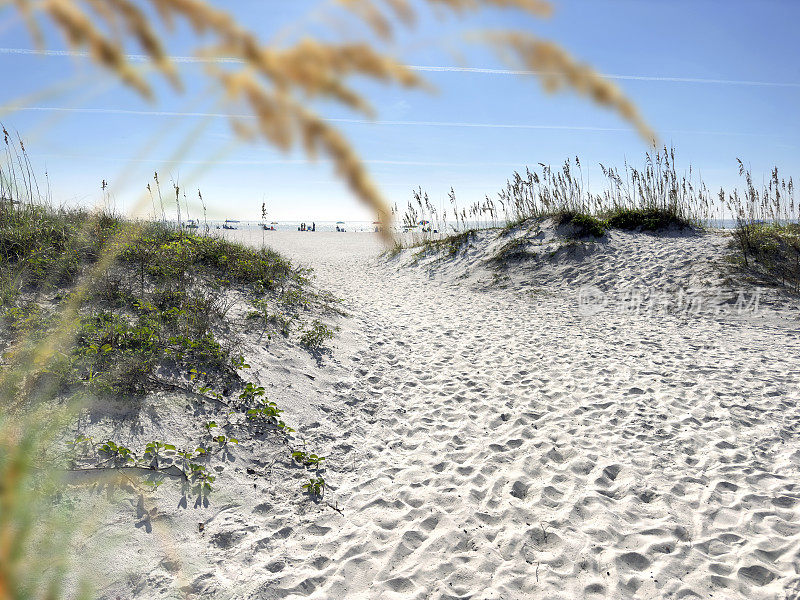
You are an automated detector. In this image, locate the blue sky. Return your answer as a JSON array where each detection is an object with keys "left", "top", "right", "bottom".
[{"left": 0, "top": 0, "right": 798, "bottom": 222}]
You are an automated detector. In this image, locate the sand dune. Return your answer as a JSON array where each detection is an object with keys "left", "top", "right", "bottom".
[{"left": 73, "top": 227, "right": 800, "bottom": 599}]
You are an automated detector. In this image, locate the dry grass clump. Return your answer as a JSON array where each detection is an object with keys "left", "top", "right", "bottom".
[
  {"left": 400, "top": 147, "right": 705, "bottom": 236},
  {"left": 11, "top": 0, "right": 655, "bottom": 232},
  {"left": 725, "top": 162, "right": 799, "bottom": 291},
  {"left": 399, "top": 149, "right": 800, "bottom": 295}
]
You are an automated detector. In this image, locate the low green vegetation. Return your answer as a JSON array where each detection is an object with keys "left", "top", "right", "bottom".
[
  {"left": 394, "top": 149, "right": 800, "bottom": 295},
  {"left": 292, "top": 450, "right": 326, "bottom": 467},
  {"left": 412, "top": 229, "right": 477, "bottom": 259},
  {"left": 492, "top": 237, "right": 534, "bottom": 265},
  {"left": 393, "top": 148, "right": 702, "bottom": 265},
  {"left": 0, "top": 194, "right": 337, "bottom": 503},
  {"left": 723, "top": 164, "right": 800, "bottom": 293},
  {"left": 604, "top": 207, "right": 691, "bottom": 231},
  {"left": 302, "top": 476, "right": 326, "bottom": 497},
  {"left": 398, "top": 147, "right": 703, "bottom": 238},
  {"left": 554, "top": 211, "right": 608, "bottom": 237},
  {"left": 299, "top": 319, "right": 338, "bottom": 350},
  {"left": 0, "top": 201, "right": 337, "bottom": 396},
  {"left": 729, "top": 223, "right": 800, "bottom": 292}
]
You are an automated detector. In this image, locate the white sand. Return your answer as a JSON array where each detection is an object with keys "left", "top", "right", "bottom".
[{"left": 71, "top": 227, "right": 800, "bottom": 599}]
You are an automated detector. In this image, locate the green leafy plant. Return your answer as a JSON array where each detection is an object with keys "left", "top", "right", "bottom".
[
  {"left": 185, "top": 462, "right": 216, "bottom": 493},
  {"left": 302, "top": 477, "right": 326, "bottom": 497},
  {"left": 240, "top": 383, "right": 292, "bottom": 428},
  {"left": 244, "top": 396, "right": 293, "bottom": 431},
  {"left": 292, "top": 451, "right": 326, "bottom": 468},
  {"left": 299, "top": 320, "right": 337, "bottom": 350},
  {"left": 246, "top": 400, "right": 281, "bottom": 421},
  {"left": 143, "top": 440, "right": 176, "bottom": 467},
  {"left": 239, "top": 382, "right": 265, "bottom": 402},
  {"left": 232, "top": 355, "right": 251, "bottom": 370},
  {"left": 212, "top": 435, "right": 238, "bottom": 447},
  {"left": 99, "top": 440, "right": 135, "bottom": 464},
  {"left": 175, "top": 449, "right": 195, "bottom": 471}
]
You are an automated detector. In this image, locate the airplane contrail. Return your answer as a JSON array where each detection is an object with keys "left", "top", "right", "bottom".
[
  {"left": 15, "top": 106, "right": 780, "bottom": 138},
  {"left": 16, "top": 106, "right": 630, "bottom": 132},
  {"left": 2, "top": 47, "right": 799, "bottom": 89},
  {"left": 407, "top": 65, "right": 800, "bottom": 88},
  {"left": 0, "top": 47, "right": 238, "bottom": 64},
  {"left": 32, "top": 152, "right": 535, "bottom": 168}
]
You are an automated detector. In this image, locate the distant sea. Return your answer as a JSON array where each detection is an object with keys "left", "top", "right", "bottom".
[
  {"left": 180, "top": 220, "right": 379, "bottom": 232},
  {"left": 168, "top": 218, "right": 746, "bottom": 233}
]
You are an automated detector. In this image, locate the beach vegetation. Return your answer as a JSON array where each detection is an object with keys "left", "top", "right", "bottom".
[
  {"left": 292, "top": 450, "right": 326, "bottom": 468},
  {"left": 0, "top": 162, "right": 314, "bottom": 398},
  {"left": 212, "top": 434, "right": 238, "bottom": 448},
  {"left": 395, "top": 149, "right": 800, "bottom": 299},
  {"left": 411, "top": 229, "right": 478, "bottom": 260},
  {"left": 245, "top": 399, "right": 283, "bottom": 423},
  {"left": 143, "top": 440, "right": 176, "bottom": 468},
  {"left": 554, "top": 211, "right": 607, "bottom": 237},
  {"left": 0, "top": 141, "right": 341, "bottom": 597},
  {"left": 302, "top": 477, "right": 326, "bottom": 497},
  {"left": 604, "top": 207, "right": 691, "bottom": 231},
  {"left": 98, "top": 440, "right": 136, "bottom": 465},
  {"left": 299, "top": 320, "right": 338, "bottom": 350},
  {"left": 398, "top": 147, "right": 703, "bottom": 249},
  {"left": 492, "top": 238, "right": 535, "bottom": 266},
  {"left": 725, "top": 163, "right": 799, "bottom": 291}
]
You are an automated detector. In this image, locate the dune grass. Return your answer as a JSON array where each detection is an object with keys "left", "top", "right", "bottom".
[
  {"left": 604, "top": 207, "right": 690, "bottom": 232},
  {"left": 411, "top": 229, "right": 478, "bottom": 260},
  {"left": 723, "top": 163, "right": 800, "bottom": 292},
  {"left": 397, "top": 148, "right": 799, "bottom": 293},
  {"left": 400, "top": 147, "right": 702, "bottom": 236},
  {"left": 491, "top": 237, "right": 537, "bottom": 265},
  {"left": 730, "top": 224, "right": 800, "bottom": 291}
]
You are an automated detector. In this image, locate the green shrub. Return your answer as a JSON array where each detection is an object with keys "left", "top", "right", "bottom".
[
  {"left": 299, "top": 320, "right": 337, "bottom": 349},
  {"left": 604, "top": 208, "right": 691, "bottom": 231},
  {"left": 555, "top": 211, "right": 606, "bottom": 237}
]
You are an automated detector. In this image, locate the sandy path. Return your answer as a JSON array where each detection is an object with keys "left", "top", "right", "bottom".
[{"left": 228, "top": 230, "right": 800, "bottom": 600}]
